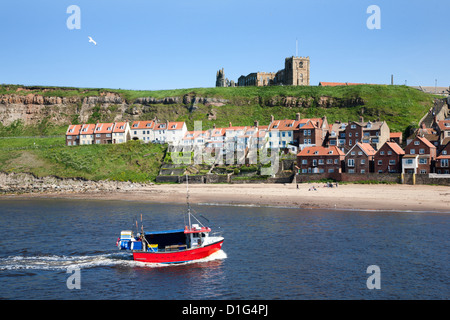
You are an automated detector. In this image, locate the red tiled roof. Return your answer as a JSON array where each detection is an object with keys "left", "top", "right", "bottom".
[
  {"left": 358, "top": 142, "right": 376, "bottom": 156},
  {"left": 80, "top": 123, "right": 95, "bottom": 135},
  {"left": 210, "top": 128, "right": 226, "bottom": 137},
  {"left": 415, "top": 136, "right": 436, "bottom": 149},
  {"left": 94, "top": 123, "right": 114, "bottom": 134},
  {"left": 269, "top": 119, "right": 299, "bottom": 131},
  {"left": 384, "top": 141, "right": 405, "bottom": 155},
  {"left": 167, "top": 122, "right": 185, "bottom": 130},
  {"left": 297, "top": 146, "right": 345, "bottom": 157},
  {"left": 131, "top": 121, "right": 155, "bottom": 130},
  {"left": 113, "top": 122, "right": 128, "bottom": 133},
  {"left": 437, "top": 120, "right": 450, "bottom": 131},
  {"left": 390, "top": 132, "right": 402, "bottom": 138},
  {"left": 66, "top": 124, "right": 82, "bottom": 136}
]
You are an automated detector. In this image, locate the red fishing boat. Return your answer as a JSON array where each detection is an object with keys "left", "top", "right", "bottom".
[{"left": 116, "top": 176, "right": 224, "bottom": 264}]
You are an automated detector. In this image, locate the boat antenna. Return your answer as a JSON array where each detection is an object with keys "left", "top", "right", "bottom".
[{"left": 186, "top": 174, "right": 191, "bottom": 229}]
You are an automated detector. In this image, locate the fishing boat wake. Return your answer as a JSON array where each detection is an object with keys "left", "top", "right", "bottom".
[{"left": 0, "top": 250, "right": 227, "bottom": 271}]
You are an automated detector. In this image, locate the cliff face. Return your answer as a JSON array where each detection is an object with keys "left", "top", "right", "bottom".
[
  {"left": 0, "top": 89, "right": 363, "bottom": 127},
  {"left": 0, "top": 92, "right": 126, "bottom": 126},
  {"left": 0, "top": 91, "right": 231, "bottom": 126}
]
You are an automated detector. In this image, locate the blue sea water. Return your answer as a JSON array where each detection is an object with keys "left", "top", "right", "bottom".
[{"left": 0, "top": 199, "right": 448, "bottom": 300}]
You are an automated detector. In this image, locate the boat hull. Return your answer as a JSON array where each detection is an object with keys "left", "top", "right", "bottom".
[{"left": 132, "top": 240, "right": 224, "bottom": 264}]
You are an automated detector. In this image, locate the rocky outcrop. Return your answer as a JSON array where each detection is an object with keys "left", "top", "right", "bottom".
[{"left": 0, "top": 172, "right": 153, "bottom": 194}]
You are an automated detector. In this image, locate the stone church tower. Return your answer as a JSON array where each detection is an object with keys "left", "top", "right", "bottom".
[
  {"left": 284, "top": 56, "right": 310, "bottom": 86},
  {"left": 216, "top": 68, "right": 235, "bottom": 87},
  {"left": 216, "top": 68, "right": 227, "bottom": 87}
]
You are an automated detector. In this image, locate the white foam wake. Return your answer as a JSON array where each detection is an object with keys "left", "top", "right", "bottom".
[{"left": 0, "top": 250, "right": 228, "bottom": 271}]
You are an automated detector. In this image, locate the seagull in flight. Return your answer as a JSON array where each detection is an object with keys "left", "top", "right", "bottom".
[{"left": 88, "top": 36, "right": 97, "bottom": 46}]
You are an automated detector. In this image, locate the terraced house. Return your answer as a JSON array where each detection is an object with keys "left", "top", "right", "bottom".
[
  {"left": 296, "top": 146, "right": 345, "bottom": 174},
  {"left": 344, "top": 142, "right": 376, "bottom": 174},
  {"left": 131, "top": 120, "right": 156, "bottom": 143},
  {"left": 374, "top": 141, "right": 405, "bottom": 173},
  {"left": 402, "top": 136, "right": 436, "bottom": 174},
  {"left": 435, "top": 141, "right": 450, "bottom": 174},
  {"left": 66, "top": 124, "right": 82, "bottom": 146}
]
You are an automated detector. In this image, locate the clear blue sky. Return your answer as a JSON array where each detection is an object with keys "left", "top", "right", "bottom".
[{"left": 0, "top": 0, "right": 449, "bottom": 90}]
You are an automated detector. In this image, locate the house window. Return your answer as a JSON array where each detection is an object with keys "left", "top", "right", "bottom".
[
  {"left": 419, "top": 158, "right": 427, "bottom": 164},
  {"left": 348, "top": 159, "right": 355, "bottom": 167},
  {"left": 327, "top": 159, "right": 333, "bottom": 164},
  {"left": 387, "top": 151, "right": 392, "bottom": 155},
  {"left": 302, "top": 160, "right": 307, "bottom": 165},
  {"left": 96, "top": 134, "right": 101, "bottom": 138},
  {"left": 351, "top": 124, "right": 356, "bottom": 129},
  {"left": 361, "top": 159, "right": 366, "bottom": 164},
  {"left": 380, "top": 151, "right": 385, "bottom": 155},
  {"left": 361, "top": 169, "right": 365, "bottom": 174},
  {"left": 406, "top": 159, "right": 413, "bottom": 165},
  {"left": 389, "top": 160, "right": 396, "bottom": 165},
  {"left": 348, "top": 169, "right": 355, "bottom": 173},
  {"left": 414, "top": 141, "right": 420, "bottom": 145},
  {"left": 441, "top": 159, "right": 449, "bottom": 167},
  {"left": 410, "top": 149, "right": 415, "bottom": 154},
  {"left": 378, "top": 160, "right": 382, "bottom": 165},
  {"left": 318, "top": 159, "right": 324, "bottom": 165},
  {"left": 419, "top": 149, "right": 425, "bottom": 154},
  {"left": 312, "top": 159, "right": 317, "bottom": 166},
  {"left": 334, "top": 159, "right": 338, "bottom": 164},
  {"left": 349, "top": 140, "right": 352, "bottom": 146},
  {"left": 420, "top": 169, "right": 427, "bottom": 174},
  {"left": 358, "top": 151, "right": 362, "bottom": 156},
  {"left": 328, "top": 169, "right": 334, "bottom": 173},
  {"left": 67, "top": 136, "right": 72, "bottom": 140}
]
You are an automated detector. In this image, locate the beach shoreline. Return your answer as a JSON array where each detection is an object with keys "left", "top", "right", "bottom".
[{"left": 2, "top": 183, "right": 450, "bottom": 213}]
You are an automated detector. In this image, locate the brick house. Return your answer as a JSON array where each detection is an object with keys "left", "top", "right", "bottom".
[
  {"left": 436, "top": 120, "right": 450, "bottom": 147},
  {"left": 343, "top": 119, "right": 390, "bottom": 151},
  {"left": 374, "top": 141, "right": 405, "bottom": 173},
  {"left": 402, "top": 136, "right": 436, "bottom": 174},
  {"left": 66, "top": 124, "right": 82, "bottom": 146},
  {"left": 435, "top": 141, "right": 450, "bottom": 174},
  {"left": 94, "top": 122, "right": 114, "bottom": 144},
  {"left": 296, "top": 116, "right": 329, "bottom": 150},
  {"left": 297, "top": 146, "right": 345, "bottom": 174},
  {"left": 344, "top": 142, "right": 376, "bottom": 174}
]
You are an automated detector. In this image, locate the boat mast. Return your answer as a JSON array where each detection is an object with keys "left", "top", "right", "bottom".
[{"left": 186, "top": 174, "right": 191, "bottom": 229}]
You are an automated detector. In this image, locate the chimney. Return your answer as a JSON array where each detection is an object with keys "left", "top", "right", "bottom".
[
  {"left": 296, "top": 113, "right": 301, "bottom": 121},
  {"left": 229, "top": 122, "right": 232, "bottom": 127},
  {"left": 359, "top": 116, "right": 364, "bottom": 123},
  {"left": 213, "top": 123, "right": 216, "bottom": 129},
  {"left": 270, "top": 115, "right": 274, "bottom": 123},
  {"left": 254, "top": 120, "right": 259, "bottom": 128}
]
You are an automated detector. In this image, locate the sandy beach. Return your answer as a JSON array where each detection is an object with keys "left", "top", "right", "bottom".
[{"left": 3, "top": 183, "right": 450, "bottom": 213}]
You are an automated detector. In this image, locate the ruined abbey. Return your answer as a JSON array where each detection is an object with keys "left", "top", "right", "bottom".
[{"left": 216, "top": 56, "right": 310, "bottom": 87}]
